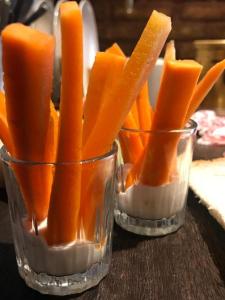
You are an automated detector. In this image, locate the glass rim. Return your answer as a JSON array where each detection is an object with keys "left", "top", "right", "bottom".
[
  {"left": 121, "top": 119, "right": 197, "bottom": 135},
  {"left": 0, "top": 142, "right": 118, "bottom": 166}
]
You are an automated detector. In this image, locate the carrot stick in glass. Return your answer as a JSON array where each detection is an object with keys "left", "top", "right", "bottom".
[
  {"left": 2, "top": 24, "right": 54, "bottom": 221},
  {"left": 119, "top": 112, "right": 144, "bottom": 164},
  {"left": 83, "top": 10, "right": 172, "bottom": 159},
  {"left": 2, "top": 24, "right": 54, "bottom": 162},
  {"left": 47, "top": 1, "right": 83, "bottom": 245},
  {"left": 140, "top": 60, "right": 202, "bottom": 186},
  {"left": 81, "top": 52, "right": 126, "bottom": 240},
  {"left": 44, "top": 102, "right": 59, "bottom": 163}
]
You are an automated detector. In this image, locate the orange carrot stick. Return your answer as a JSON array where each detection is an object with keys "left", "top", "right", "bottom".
[
  {"left": 185, "top": 59, "right": 225, "bottom": 123},
  {"left": 2, "top": 24, "right": 54, "bottom": 161},
  {"left": 80, "top": 154, "right": 115, "bottom": 241},
  {"left": 44, "top": 102, "right": 59, "bottom": 163},
  {"left": 0, "top": 93, "right": 58, "bottom": 214},
  {"left": 106, "top": 42, "right": 153, "bottom": 131},
  {"left": 119, "top": 112, "right": 144, "bottom": 164},
  {"left": 83, "top": 10, "right": 172, "bottom": 159},
  {"left": 38, "top": 101, "right": 59, "bottom": 223},
  {"left": 125, "top": 150, "right": 145, "bottom": 188},
  {"left": 47, "top": 1, "right": 83, "bottom": 245},
  {"left": 0, "top": 91, "right": 14, "bottom": 154},
  {"left": 164, "top": 40, "right": 176, "bottom": 61},
  {"left": 2, "top": 24, "right": 54, "bottom": 221},
  {"left": 140, "top": 60, "right": 202, "bottom": 186},
  {"left": 106, "top": 42, "right": 146, "bottom": 160},
  {"left": 81, "top": 52, "right": 126, "bottom": 240},
  {"left": 124, "top": 83, "right": 153, "bottom": 187},
  {"left": 136, "top": 83, "right": 153, "bottom": 131},
  {"left": 83, "top": 52, "right": 126, "bottom": 146},
  {"left": 123, "top": 82, "right": 152, "bottom": 187}
]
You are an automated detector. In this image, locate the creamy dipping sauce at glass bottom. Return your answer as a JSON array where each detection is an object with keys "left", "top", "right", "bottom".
[
  {"left": 118, "top": 181, "right": 188, "bottom": 220},
  {"left": 20, "top": 220, "right": 105, "bottom": 276}
]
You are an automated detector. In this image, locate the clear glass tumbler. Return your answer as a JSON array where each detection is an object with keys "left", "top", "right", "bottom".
[
  {"left": 115, "top": 120, "right": 197, "bottom": 236},
  {"left": 1, "top": 143, "right": 117, "bottom": 295}
]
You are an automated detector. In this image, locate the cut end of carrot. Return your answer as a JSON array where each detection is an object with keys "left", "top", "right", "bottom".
[
  {"left": 2, "top": 23, "right": 54, "bottom": 55},
  {"left": 164, "top": 40, "right": 176, "bottom": 61},
  {"left": 147, "top": 10, "right": 171, "bottom": 35},
  {"left": 168, "top": 60, "right": 202, "bottom": 69},
  {"left": 60, "top": 1, "right": 79, "bottom": 13}
]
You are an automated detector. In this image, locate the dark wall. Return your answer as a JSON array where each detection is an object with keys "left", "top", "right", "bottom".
[{"left": 90, "top": 0, "right": 225, "bottom": 59}]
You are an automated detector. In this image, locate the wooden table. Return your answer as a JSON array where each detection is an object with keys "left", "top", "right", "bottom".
[{"left": 0, "top": 188, "right": 225, "bottom": 300}]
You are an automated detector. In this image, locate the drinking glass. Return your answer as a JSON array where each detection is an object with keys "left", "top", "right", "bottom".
[
  {"left": 115, "top": 120, "right": 197, "bottom": 236},
  {"left": 1, "top": 143, "right": 117, "bottom": 295}
]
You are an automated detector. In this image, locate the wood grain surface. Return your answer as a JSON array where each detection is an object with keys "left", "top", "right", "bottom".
[{"left": 0, "top": 189, "right": 224, "bottom": 300}]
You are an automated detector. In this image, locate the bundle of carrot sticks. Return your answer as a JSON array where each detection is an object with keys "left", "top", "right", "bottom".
[
  {"left": 119, "top": 40, "right": 225, "bottom": 188},
  {"left": 0, "top": 1, "right": 224, "bottom": 246}
]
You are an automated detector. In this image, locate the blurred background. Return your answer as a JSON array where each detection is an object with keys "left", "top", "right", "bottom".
[
  {"left": 1, "top": 0, "right": 225, "bottom": 57},
  {"left": 90, "top": 0, "right": 225, "bottom": 58}
]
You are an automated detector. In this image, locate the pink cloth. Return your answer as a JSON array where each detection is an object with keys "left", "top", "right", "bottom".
[{"left": 192, "top": 110, "right": 225, "bottom": 146}]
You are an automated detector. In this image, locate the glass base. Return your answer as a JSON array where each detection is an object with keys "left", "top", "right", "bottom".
[
  {"left": 17, "top": 259, "right": 109, "bottom": 296},
  {"left": 114, "top": 208, "right": 185, "bottom": 236}
]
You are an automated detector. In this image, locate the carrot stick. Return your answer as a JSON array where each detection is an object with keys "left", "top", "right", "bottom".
[
  {"left": 124, "top": 84, "right": 153, "bottom": 187},
  {"left": 0, "top": 93, "right": 58, "bottom": 215},
  {"left": 106, "top": 42, "right": 146, "bottom": 160},
  {"left": 106, "top": 42, "right": 153, "bottom": 131},
  {"left": 81, "top": 52, "right": 126, "bottom": 240},
  {"left": 125, "top": 151, "right": 145, "bottom": 188},
  {"left": 124, "top": 83, "right": 153, "bottom": 187},
  {"left": 0, "top": 91, "right": 14, "bottom": 154},
  {"left": 136, "top": 83, "right": 153, "bottom": 131},
  {"left": 107, "top": 43, "right": 152, "bottom": 132},
  {"left": 47, "top": 1, "right": 83, "bottom": 245},
  {"left": 83, "top": 52, "right": 126, "bottom": 146},
  {"left": 119, "top": 112, "right": 144, "bottom": 164},
  {"left": 2, "top": 24, "right": 54, "bottom": 161},
  {"left": 44, "top": 102, "right": 59, "bottom": 163},
  {"left": 14, "top": 101, "right": 58, "bottom": 224},
  {"left": 185, "top": 59, "right": 225, "bottom": 123},
  {"left": 2, "top": 23, "right": 54, "bottom": 221},
  {"left": 164, "top": 40, "right": 176, "bottom": 61},
  {"left": 140, "top": 60, "right": 202, "bottom": 186},
  {"left": 80, "top": 155, "right": 115, "bottom": 241},
  {"left": 83, "top": 10, "right": 172, "bottom": 159}
]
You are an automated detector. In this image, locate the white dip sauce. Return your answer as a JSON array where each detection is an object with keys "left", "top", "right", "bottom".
[
  {"left": 118, "top": 181, "right": 188, "bottom": 220},
  {"left": 21, "top": 220, "right": 105, "bottom": 276}
]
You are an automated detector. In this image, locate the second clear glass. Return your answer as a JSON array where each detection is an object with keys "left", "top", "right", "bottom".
[{"left": 115, "top": 120, "right": 197, "bottom": 236}]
